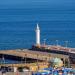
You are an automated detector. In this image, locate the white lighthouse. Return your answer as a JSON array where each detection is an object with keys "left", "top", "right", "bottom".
[{"left": 36, "top": 23, "right": 40, "bottom": 46}]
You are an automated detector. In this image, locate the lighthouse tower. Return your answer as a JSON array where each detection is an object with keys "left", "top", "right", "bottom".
[{"left": 36, "top": 23, "right": 40, "bottom": 46}]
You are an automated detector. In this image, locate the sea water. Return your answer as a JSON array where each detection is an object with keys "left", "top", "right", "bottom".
[
  {"left": 0, "top": 0, "right": 75, "bottom": 63},
  {"left": 0, "top": 8, "right": 75, "bottom": 50}
]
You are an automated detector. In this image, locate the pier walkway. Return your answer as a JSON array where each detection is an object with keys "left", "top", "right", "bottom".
[{"left": 0, "top": 49, "right": 69, "bottom": 61}]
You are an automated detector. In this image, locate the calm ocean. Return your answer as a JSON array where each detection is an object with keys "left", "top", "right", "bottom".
[{"left": 0, "top": 7, "right": 75, "bottom": 50}]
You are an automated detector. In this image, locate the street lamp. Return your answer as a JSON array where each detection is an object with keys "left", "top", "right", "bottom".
[
  {"left": 43, "top": 39, "right": 46, "bottom": 46},
  {"left": 65, "top": 41, "right": 68, "bottom": 48},
  {"left": 56, "top": 40, "right": 59, "bottom": 46}
]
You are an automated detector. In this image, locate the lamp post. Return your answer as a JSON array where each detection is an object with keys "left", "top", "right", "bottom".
[
  {"left": 65, "top": 41, "right": 68, "bottom": 48},
  {"left": 43, "top": 39, "right": 46, "bottom": 46},
  {"left": 56, "top": 40, "right": 58, "bottom": 46}
]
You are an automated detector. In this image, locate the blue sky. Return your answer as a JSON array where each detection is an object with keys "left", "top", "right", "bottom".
[{"left": 0, "top": 0, "right": 75, "bottom": 9}]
